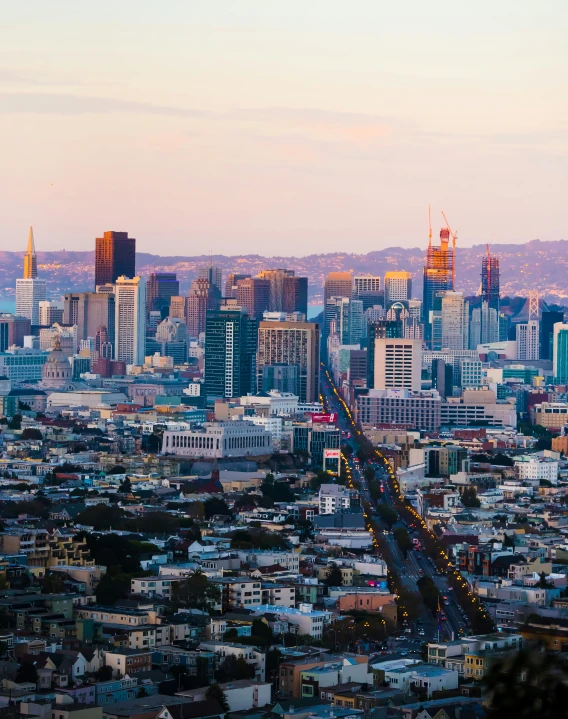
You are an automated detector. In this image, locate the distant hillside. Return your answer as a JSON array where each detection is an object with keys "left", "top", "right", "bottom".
[{"left": 1, "top": 239, "right": 567, "bottom": 304}]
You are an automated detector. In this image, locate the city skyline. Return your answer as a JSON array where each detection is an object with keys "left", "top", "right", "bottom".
[{"left": 2, "top": 1, "right": 566, "bottom": 255}]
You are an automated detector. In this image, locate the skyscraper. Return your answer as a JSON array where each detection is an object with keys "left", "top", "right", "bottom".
[
  {"left": 423, "top": 227, "right": 454, "bottom": 344},
  {"left": 327, "top": 297, "right": 364, "bottom": 346},
  {"left": 236, "top": 278, "right": 271, "bottom": 321},
  {"left": 16, "top": 277, "right": 46, "bottom": 327},
  {"left": 373, "top": 338, "right": 422, "bottom": 391},
  {"left": 114, "top": 276, "right": 146, "bottom": 365},
  {"left": 257, "top": 319, "right": 320, "bottom": 402},
  {"left": 225, "top": 273, "right": 251, "bottom": 299},
  {"left": 431, "top": 358, "right": 453, "bottom": 399},
  {"left": 95, "top": 231, "right": 136, "bottom": 287},
  {"left": 198, "top": 265, "right": 223, "bottom": 294},
  {"left": 38, "top": 301, "right": 64, "bottom": 326},
  {"left": 541, "top": 310, "right": 564, "bottom": 360},
  {"left": 0, "top": 314, "right": 31, "bottom": 351},
  {"left": 23, "top": 227, "right": 37, "bottom": 279},
  {"left": 516, "top": 320, "right": 540, "bottom": 361},
  {"left": 146, "top": 273, "right": 179, "bottom": 315},
  {"left": 441, "top": 291, "right": 469, "bottom": 350},
  {"left": 63, "top": 290, "right": 115, "bottom": 349},
  {"left": 322, "top": 272, "right": 352, "bottom": 360},
  {"left": 366, "top": 320, "right": 403, "bottom": 389},
  {"left": 186, "top": 278, "right": 222, "bottom": 337},
  {"left": 384, "top": 271, "right": 412, "bottom": 306},
  {"left": 553, "top": 323, "right": 568, "bottom": 382},
  {"left": 205, "top": 307, "right": 257, "bottom": 399},
  {"left": 481, "top": 249, "right": 500, "bottom": 311},
  {"left": 352, "top": 275, "right": 383, "bottom": 312}
]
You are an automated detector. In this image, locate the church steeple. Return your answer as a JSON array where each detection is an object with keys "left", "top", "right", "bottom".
[{"left": 23, "top": 226, "right": 37, "bottom": 279}]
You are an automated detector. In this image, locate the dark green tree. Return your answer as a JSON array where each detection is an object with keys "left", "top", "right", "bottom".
[
  {"left": 16, "top": 660, "right": 38, "bottom": 684},
  {"left": 205, "top": 684, "right": 230, "bottom": 712},
  {"left": 323, "top": 563, "right": 344, "bottom": 587},
  {"left": 171, "top": 570, "right": 221, "bottom": 611},
  {"left": 204, "top": 497, "right": 231, "bottom": 519},
  {"left": 483, "top": 649, "right": 568, "bottom": 719},
  {"left": 376, "top": 502, "right": 397, "bottom": 528},
  {"left": 461, "top": 486, "right": 481, "bottom": 508},
  {"left": 393, "top": 527, "right": 412, "bottom": 559}
]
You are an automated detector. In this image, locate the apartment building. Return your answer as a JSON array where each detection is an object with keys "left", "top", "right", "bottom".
[
  {"left": 198, "top": 641, "right": 266, "bottom": 682},
  {"left": 213, "top": 577, "right": 263, "bottom": 610}
]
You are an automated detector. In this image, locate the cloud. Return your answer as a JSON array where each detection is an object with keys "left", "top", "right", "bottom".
[{"left": 0, "top": 92, "right": 209, "bottom": 117}]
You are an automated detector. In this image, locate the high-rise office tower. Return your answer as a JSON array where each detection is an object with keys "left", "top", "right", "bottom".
[
  {"left": 541, "top": 310, "right": 564, "bottom": 361},
  {"left": 186, "top": 278, "right": 222, "bottom": 337},
  {"left": 258, "top": 269, "right": 294, "bottom": 311},
  {"left": 225, "top": 273, "right": 251, "bottom": 299},
  {"left": 261, "top": 364, "right": 300, "bottom": 396},
  {"left": 0, "top": 314, "right": 31, "bottom": 351},
  {"left": 516, "top": 320, "right": 540, "bottom": 361},
  {"left": 431, "top": 358, "right": 453, "bottom": 399},
  {"left": 198, "top": 265, "right": 223, "bottom": 294},
  {"left": 63, "top": 290, "right": 115, "bottom": 349},
  {"left": 441, "top": 291, "right": 469, "bottom": 350},
  {"left": 236, "top": 278, "right": 271, "bottom": 321},
  {"left": 553, "top": 323, "right": 568, "bottom": 382},
  {"left": 23, "top": 227, "right": 37, "bottom": 279},
  {"left": 146, "top": 273, "right": 179, "bottom": 315},
  {"left": 205, "top": 307, "right": 257, "bottom": 398},
  {"left": 366, "top": 320, "right": 403, "bottom": 389},
  {"left": 257, "top": 319, "right": 320, "bottom": 402},
  {"left": 384, "top": 271, "right": 412, "bottom": 306},
  {"left": 423, "top": 227, "right": 454, "bottom": 344},
  {"left": 95, "top": 325, "right": 113, "bottom": 359},
  {"left": 481, "top": 249, "right": 499, "bottom": 311},
  {"left": 374, "top": 338, "right": 422, "bottom": 391},
  {"left": 169, "top": 296, "right": 187, "bottom": 323},
  {"left": 16, "top": 226, "right": 46, "bottom": 325},
  {"left": 16, "top": 279, "right": 46, "bottom": 326},
  {"left": 114, "top": 276, "right": 146, "bottom": 365},
  {"left": 95, "top": 231, "right": 136, "bottom": 287},
  {"left": 38, "top": 300, "right": 64, "bottom": 326},
  {"left": 323, "top": 272, "right": 352, "bottom": 357},
  {"left": 470, "top": 301, "right": 499, "bottom": 349},
  {"left": 353, "top": 275, "right": 383, "bottom": 312},
  {"left": 329, "top": 297, "right": 364, "bottom": 346}
]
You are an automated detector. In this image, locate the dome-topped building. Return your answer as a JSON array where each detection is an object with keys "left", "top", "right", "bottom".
[{"left": 42, "top": 336, "right": 73, "bottom": 389}]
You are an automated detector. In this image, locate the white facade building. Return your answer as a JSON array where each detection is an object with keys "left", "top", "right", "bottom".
[
  {"left": 384, "top": 271, "right": 412, "bottom": 304},
  {"left": 252, "top": 603, "right": 332, "bottom": 639},
  {"left": 115, "top": 276, "right": 146, "bottom": 366},
  {"left": 374, "top": 338, "right": 422, "bottom": 391},
  {"left": 441, "top": 292, "right": 469, "bottom": 351},
  {"left": 516, "top": 320, "right": 540, "bottom": 360},
  {"left": 162, "top": 420, "right": 272, "bottom": 458},
  {"left": 16, "top": 278, "right": 47, "bottom": 326},
  {"left": 239, "top": 390, "right": 299, "bottom": 416},
  {"left": 318, "top": 484, "right": 352, "bottom": 514},
  {"left": 515, "top": 455, "right": 559, "bottom": 485}
]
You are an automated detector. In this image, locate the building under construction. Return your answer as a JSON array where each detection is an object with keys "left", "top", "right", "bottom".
[
  {"left": 422, "top": 224, "right": 455, "bottom": 345},
  {"left": 481, "top": 248, "right": 500, "bottom": 311}
]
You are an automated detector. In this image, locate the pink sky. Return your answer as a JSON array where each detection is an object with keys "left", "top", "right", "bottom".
[{"left": 1, "top": 1, "right": 566, "bottom": 255}]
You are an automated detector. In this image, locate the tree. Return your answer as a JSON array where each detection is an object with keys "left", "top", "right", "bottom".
[
  {"left": 119, "top": 477, "right": 132, "bottom": 493},
  {"left": 16, "top": 660, "right": 38, "bottom": 684},
  {"left": 205, "top": 684, "right": 230, "bottom": 713},
  {"left": 8, "top": 414, "right": 22, "bottom": 430},
  {"left": 215, "top": 655, "right": 255, "bottom": 683},
  {"left": 21, "top": 428, "right": 42, "bottom": 440},
  {"left": 171, "top": 570, "right": 221, "bottom": 611},
  {"left": 137, "top": 688, "right": 149, "bottom": 698},
  {"left": 376, "top": 502, "right": 397, "bottom": 529},
  {"left": 204, "top": 497, "right": 231, "bottom": 519},
  {"left": 323, "top": 563, "right": 344, "bottom": 587},
  {"left": 75, "top": 504, "right": 127, "bottom": 530},
  {"left": 94, "top": 666, "right": 113, "bottom": 681},
  {"left": 537, "top": 572, "right": 554, "bottom": 589},
  {"left": 393, "top": 527, "right": 412, "bottom": 559},
  {"left": 483, "top": 649, "right": 568, "bottom": 719},
  {"left": 107, "top": 465, "right": 126, "bottom": 475},
  {"left": 461, "top": 486, "right": 481, "bottom": 508},
  {"left": 417, "top": 576, "right": 440, "bottom": 616},
  {"left": 41, "top": 570, "right": 65, "bottom": 594}
]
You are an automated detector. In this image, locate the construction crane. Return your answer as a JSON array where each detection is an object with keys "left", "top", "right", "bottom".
[
  {"left": 428, "top": 204, "right": 432, "bottom": 246},
  {"left": 485, "top": 244, "right": 491, "bottom": 301},
  {"left": 441, "top": 211, "right": 457, "bottom": 288}
]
